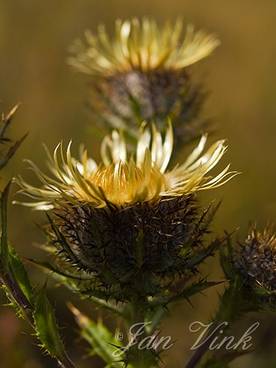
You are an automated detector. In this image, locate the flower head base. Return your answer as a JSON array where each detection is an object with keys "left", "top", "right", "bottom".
[
  {"left": 234, "top": 227, "right": 276, "bottom": 292},
  {"left": 16, "top": 122, "right": 237, "bottom": 210},
  {"left": 68, "top": 18, "right": 220, "bottom": 76},
  {"left": 44, "top": 195, "right": 221, "bottom": 301}
]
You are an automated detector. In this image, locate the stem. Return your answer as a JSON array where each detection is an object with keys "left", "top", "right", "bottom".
[
  {"left": 185, "top": 322, "right": 219, "bottom": 368},
  {"left": 129, "top": 301, "right": 147, "bottom": 368},
  {"left": 125, "top": 298, "right": 159, "bottom": 368},
  {"left": 58, "top": 355, "right": 77, "bottom": 368},
  {"left": 1, "top": 273, "right": 33, "bottom": 326},
  {"left": 185, "top": 279, "right": 247, "bottom": 368},
  {"left": 148, "top": 306, "right": 166, "bottom": 334}
]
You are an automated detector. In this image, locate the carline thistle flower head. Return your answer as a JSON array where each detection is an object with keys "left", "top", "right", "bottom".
[
  {"left": 68, "top": 18, "right": 220, "bottom": 143},
  {"left": 235, "top": 227, "right": 276, "bottom": 293},
  {"left": 15, "top": 122, "right": 237, "bottom": 300}
]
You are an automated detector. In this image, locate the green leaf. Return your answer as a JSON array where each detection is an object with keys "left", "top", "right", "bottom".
[
  {"left": 26, "top": 257, "right": 93, "bottom": 281},
  {"left": 0, "top": 105, "right": 27, "bottom": 170},
  {"left": 0, "top": 181, "right": 11, "bottom": 269},
  {"left": 0, "top": 133, "right": 28, "bottom": 170},
  {"left": 0, "top": 180, "right": 75, "bottom": 367},
  {"left": 145, "top": 305, "right": 168, "bottom": 334},
  {"left": 219, "top": 233, "right": 235, "bottom": 280},
  {"left": 185, "top": 238, "right": 223, "bottom": 271},
  {"left": 151, "top": 279, "right": 223, "bottom": 308},
  {"left": 0, "top": 104, "right": 20, "bottom": 139},
  {"left": 0, "top": 182, "right": 33, "bottom": 317},
  {"left": 214, "top": 277, "right": 259, "bottom": 323},
  {"left": 33, "top": 287, "right": 66, "bottom": 360},
  {"left": 70, "top": 305, "right": 124, "bottom": 367},
  {"left": 170, "top": 279, "right": 223, "bottom": 305},
  {"left": 8, "top": 248, "right": 33, "bottom": 303}
]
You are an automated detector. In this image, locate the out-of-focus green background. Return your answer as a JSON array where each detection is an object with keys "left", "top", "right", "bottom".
[{"left": 1, "top": 1, "right": 276, "bottom": 367}]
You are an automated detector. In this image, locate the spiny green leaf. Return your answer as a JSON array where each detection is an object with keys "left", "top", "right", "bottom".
[
  {"left": 0, "top": 283, "right": 23, "bottom": 318},
  {"left": 170, "top": 279, "right": 224, "bottom": 305},
  {"left": 185, "top": 238, "right": 223, "bottom": 270},
  {"left": 214, "top": 277, "right": 259, "bottom": 323},
  {"left": 0, "top": 105, "right": 27, "bottom": 170},
  {"left": 33, "top": 287, "right": 66, "bottom": 360},
  {"left": 8, "top": 247, "right": 33, "bottom": 303},
  {"left": 70, "top": 305, "right": 123, "bottom": 367},
  {"left": 0, "top": 133, "right": 28, "bottom": 170},
  {"left": 26, "top": 257, "right": 93, "bottom": 281},
  {"left": 0, "top": 181, "right": 11, "bottom": 269},
  {"left": 0, "top": 181, "right": 33, "bottom": 315},
  {"left": 0, "top": 104, "right": 20, "bottom": 139}
]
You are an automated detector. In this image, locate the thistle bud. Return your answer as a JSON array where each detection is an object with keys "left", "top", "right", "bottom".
[{"left": 234, "top": 227, "right": 276, "bottom": 293}]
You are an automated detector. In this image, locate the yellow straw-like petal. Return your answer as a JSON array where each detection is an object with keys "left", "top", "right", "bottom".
[
  {"left": 16, "top": 123, "right": 236, "bottom": 209},
  {"left": 69, "top": 18, "right": 219, "bottom": 76}
]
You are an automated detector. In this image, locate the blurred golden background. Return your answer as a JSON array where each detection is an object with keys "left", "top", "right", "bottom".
[{"left": 1, "top": 0, "right": 276, "bottom": 367}]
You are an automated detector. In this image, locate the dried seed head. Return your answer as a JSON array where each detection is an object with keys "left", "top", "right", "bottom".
[{"left": 234, "top": 227, "right": 276, "bottom": 292}]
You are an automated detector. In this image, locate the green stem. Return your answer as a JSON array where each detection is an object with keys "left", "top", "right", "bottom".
[
  {"left": 185, "top": 322, "right": 220, "bottom": 368},
  {"left": 58, "top": 355, "right": 77, "bottom": 368},
  {"left": 185, "top": 278, "right": 252, "bottom": 368},
  {"left": 125, "top": 298, "right": 159, "bottom": 368}
]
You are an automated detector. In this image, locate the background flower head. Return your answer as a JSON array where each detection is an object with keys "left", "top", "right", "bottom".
[
  {"left": 68, "top": 18, "right": 220, "bottom": 144},
  {"left": 68, "top": 18, "right": 219, "bottom": 75},
  {"left": 234, "top": 226, "right": 276, "bottom": 293}
]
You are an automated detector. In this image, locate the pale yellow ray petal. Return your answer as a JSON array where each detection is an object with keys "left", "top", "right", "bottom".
[
  {"left": 181, "top": 134, "right": 208, "bottom": 170},
  {"left": 136, "top": 123, "right": 151, "bottom": 167},
  {"left": 159, "top": 121, "right": 173, "bottom": 173}
]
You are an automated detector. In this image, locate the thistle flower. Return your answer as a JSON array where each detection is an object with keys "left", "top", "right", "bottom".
[
  {"left": 234, "top": 227, "right": 276, "bottom": 293},
  {"left": 16, "top": 122, "right": 235, "bottom": 209},
  {"left": 16, "top": 123, "right": 237, "bottom": 300},
  {"left": 68, "top": 18, "right": 220, "bottom": 142}
]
